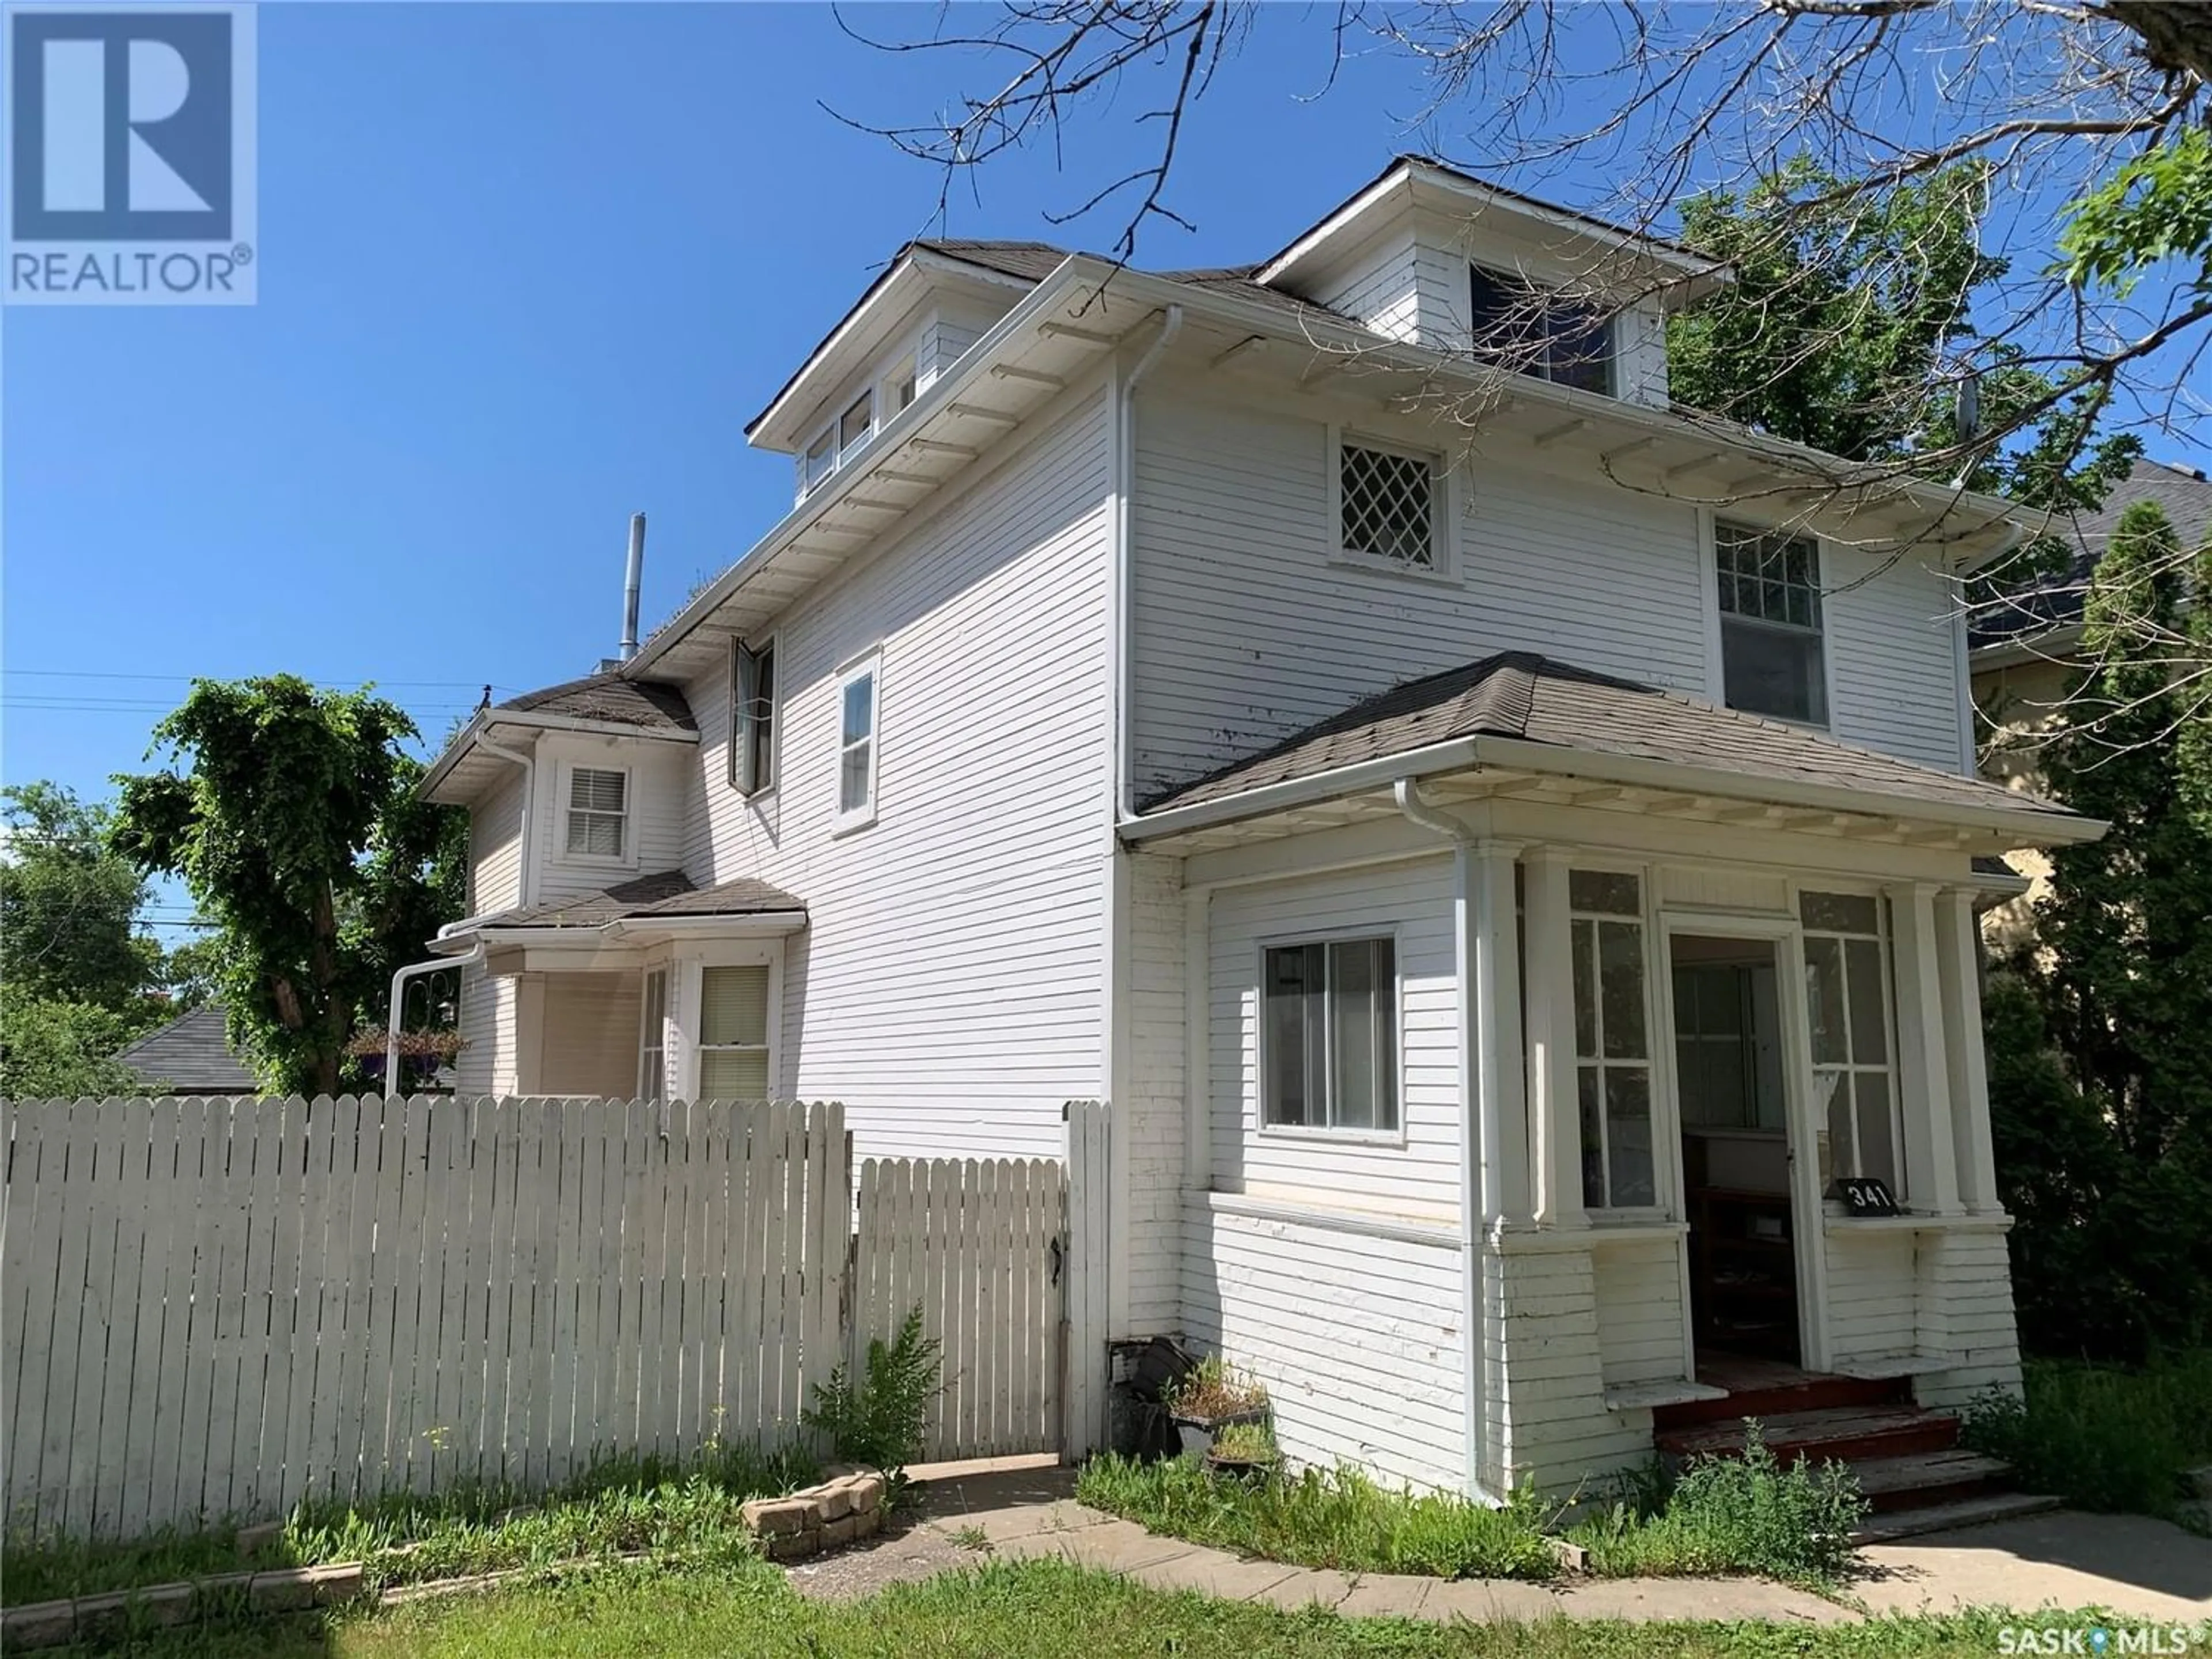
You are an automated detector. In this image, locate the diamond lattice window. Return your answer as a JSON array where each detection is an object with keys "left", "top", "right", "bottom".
[{"left": 1339, "top": 442, "right": 1436, "bottom": 569}]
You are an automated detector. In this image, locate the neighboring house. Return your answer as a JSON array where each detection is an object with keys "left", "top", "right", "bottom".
[
  {"left": 414, "top": 157, "right": 2099, "bottom": 1501},
  {"left": 1971, "top": 458, "right": 2212, "bottom": 952},
  {"left": 113, "top": 1005, "right": 256, "bottom": 1094}
]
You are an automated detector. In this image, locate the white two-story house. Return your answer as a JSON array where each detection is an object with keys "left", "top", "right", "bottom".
[{"left": 414, "top": 157, "right": 2099, "bottom": 1504}]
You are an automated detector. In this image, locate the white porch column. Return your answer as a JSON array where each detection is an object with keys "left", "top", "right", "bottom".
[
  {"left": 1936, "top": 888, "right": 2003, "bottom": 1214},
  {"left": 1884, "top": 882, "right": 1963, "bottom": 1215},
  {"left": 1467, "top": 839, "right": 1533, "bottom": 1226},
  {"left": 1521, "top": 849, "right": 1585, "bottom": 1229}
]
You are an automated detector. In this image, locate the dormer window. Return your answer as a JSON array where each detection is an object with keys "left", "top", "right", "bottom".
[
  {"left": 1468, "top": 264, "right": 1613, "bottom": 396},
  {"left": 798, "top": 391, "right": 879, "bottom": 499},
  {"left": 802, "top": 429, "right": 835, "bottom": 494},
  {"left": 887, "top": 355, "right": 918, "bottom": 416},
  {"left": 837, "top": 391, "right": 873, "bottom": 459}
]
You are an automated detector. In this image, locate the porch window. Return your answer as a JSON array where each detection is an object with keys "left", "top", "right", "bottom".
[
  {"left": 1337, "top": 438, "right": 1441, "bottom": 572},
  {"left": 1262, "top": 936, "right": 1399, "bottom": 1132},
  {"left": 1800, "top": 891, "right": 1900, "bottom": 1194},
  {"left": 565, "top": 767, "right": 628, "bottom": 859},
  {"left": 1570, "top": 869, "right": 1658, "bottom": 1209},
  {"left": 638, "top": 967, "right": 668, "bottom": 1100},
  {"left": 1468, "top": 264, "right": 1613, "bottom": 395},
  {"left": 835, "top": 654, "right": 880, "bottom": 831},
  {"left": 1717, "top": 522, "right": 1828, "bottom": 726},
  {"left": 730, "top": 637, "right": 777, "bottom": 796},
  {"left": 696, "top": 965, "right": 770, "bottom": 1099}
]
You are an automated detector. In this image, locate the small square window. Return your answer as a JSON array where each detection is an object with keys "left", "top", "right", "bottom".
[
  {"left": 1716, "top": 522, "right": 1828, "bottom": 726},
  {"left": 1262, "top": 936, "right": 1399, "bottom": 1132},
  {"left": 835, "top": 655, "right": 880, "bottom": 831},
  {"left": 1338, "top": 441, "right": 1438, "bottom": 570},
  {"left": 565, "top": 766, "right": 628, "bottom": 859},
  {"left": 1469, "top": 265, "right": 1613, "bottom": 395}
]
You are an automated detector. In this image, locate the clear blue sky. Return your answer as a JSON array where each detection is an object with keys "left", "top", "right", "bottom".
[
  {"left": 4, "top": 5, "right": 2200, "bottom": 940},
  {"left": 2, "top": 3, "right": 1441, "bottom": 938}
]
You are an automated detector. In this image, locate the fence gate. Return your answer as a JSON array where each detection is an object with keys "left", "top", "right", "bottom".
[{"left": 849, "top": 1157, "right": 1066, "bottom": 1461}]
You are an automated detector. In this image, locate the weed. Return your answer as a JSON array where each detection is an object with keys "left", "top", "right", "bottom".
[
  {"left": 948, "top": 1524, "right": 991, "bottom": 1550},
  {"left": 1162, "top": 1355, "right": 1268, "bottom": 1422},
  {"left": 1962, "top": 1350, "right": 2212, "bottom": 1520},
  {"left": 801, "top": 1305, "right": 944, "bottom": 1481},
  {"left": 1207, "top": 1421, "right": 1277, "bottom": 1464}
]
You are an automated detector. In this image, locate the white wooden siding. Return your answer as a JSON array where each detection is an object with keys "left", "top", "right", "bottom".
[
  {"left": 1592, "top": 1237, "right": 1687, "bottom": 1386},
  {"left": 1130, "top": 384, "right": 1709, "bottom": 798},
  {"left": 1825, "top": 546, "right": 1968, "bottom": 773},
  {"left": 1303, "top": 226, "right": 1422, "bottom": 341},
  {"left": 453, "top": 960, "right": 513, "bottom": 1096},
  {"left": 1122, "top": 853, "right": 1187, "bottom": 1331},
  {"left": 922, "top": 298, "right": 1003, "bottom": 385},
  {"left": 528, "top": 735, "right": 693, "bottom": 906},
  {"left": 1207, "top": 857, "right": 1460, "bottom": 1221},
  {"left": 1823, "top": 1226, "right": 1921, "bottom": 1364},
  {"left": 469, "top": 767, "right": 525, "bottom": 914},
  {"left": 1489, "top": 1244, "right": 1652, "bottom": 1491},
  {"left": 1185, "top": 1204, "right": 1464, "bottom": 1489},
  {"left": 683, "top": 385, "right": 1115, "bottom": 1162},
  {"left": 1915, "top": 1227, "right": 2023, "bottom": 1406}
]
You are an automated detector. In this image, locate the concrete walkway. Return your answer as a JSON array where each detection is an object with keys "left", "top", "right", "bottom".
[{"left": 785, "top": 1461, "right": 2212, "bottom": 1626}]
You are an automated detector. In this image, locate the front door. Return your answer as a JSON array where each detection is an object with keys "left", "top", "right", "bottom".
[{"left": 1669, "top": 933, "right": 1802, "bottom": 1365}]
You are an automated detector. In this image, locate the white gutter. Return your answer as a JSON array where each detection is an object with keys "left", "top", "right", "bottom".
[
  {"left": 475, "top": 734, "right": 539, "bottom": 907},
  {"left": 1114, "top": 305, "right": 1183, "bottom": 819},
  {"left": 386, "top": 940, "right": 482, "bottom": 1095},
  {"left": 434, "top": 912, "right": 810, "bottom": 954},
  {"left": 1120, "top": 732, "right": 2105, "bottom": 846}
]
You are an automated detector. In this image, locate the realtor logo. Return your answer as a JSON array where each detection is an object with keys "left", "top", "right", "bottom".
[{"left": 6, "top": 3, "right": 256, "bottom": 304}]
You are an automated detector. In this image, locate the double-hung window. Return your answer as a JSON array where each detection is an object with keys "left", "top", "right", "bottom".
[
  {"left": 1262, "top": 936, "right": 1399, "bottom": 1132},
  {"left": 565, "top": 766, "right": 628, "bottom": 859},
  {"left": 1570, "top": 870, "right": 1657, "bottom": 1209},
  {"left": 1336, "top": 436, "right": 1444, "bottom": 573},
  {"left": 1716, "top": 522, "right": 1828, "bottom": 726},
  {"left": 1800, "top": 891, "right": 1900, "bottom": 1195},
  {"left": 835, "top": 654, "right": 880, "bottom": 831},
  {"left": 1468, "top": 265, "right": 1613, "bottom": 395},
  {"left": 638, "top": 967, "right": 668, "bottom": 1100},
  {"left": 729, "top": 637, "right": 777, "bottom": 796},
  {"left": 696, "top": 965, "right": 770, "bottom": 1100}
]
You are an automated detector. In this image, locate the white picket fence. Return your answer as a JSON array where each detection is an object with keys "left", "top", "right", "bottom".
[{"left": 1, "top": 1094, "right": 1108, "bottom": 1542}]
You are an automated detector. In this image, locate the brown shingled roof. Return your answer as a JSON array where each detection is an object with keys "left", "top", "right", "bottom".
[
  {"left": 495, "top": 673, "right": 695, "bottom": 733},
  {"left": 474, "top": 870, "right": 804, "bottom": 931},
  {"left": 1141, "top": 652, "right": 2075, "bottom": 823}
]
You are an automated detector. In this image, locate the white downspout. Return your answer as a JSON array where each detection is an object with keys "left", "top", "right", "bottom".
[
  {"left": 1395, "top": 778, "right": 1501, "bottom": 1503},
  {"left": 386, "top": 941, "right": 483, "bottom": 1096},
  {"left": 1114, "top": 303, "right": 1182, "bottom": 820},
  {"left": 476, "top": 733, "right": 537, "bottom": 908}
]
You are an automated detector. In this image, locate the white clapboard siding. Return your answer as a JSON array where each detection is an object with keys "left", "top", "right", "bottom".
[
  {"left": 1592, "top": 1238, "right": 1687, "bottom": 1387},
  {"left": 851, "top": 1154, "right": 1065, "bottom": 1461},
  {"left": 1, "top": 1097, "right": 853, "bottom": 1540},
  {"left": 683, "top": 389, "right": 1116, "bottom": 1165}
]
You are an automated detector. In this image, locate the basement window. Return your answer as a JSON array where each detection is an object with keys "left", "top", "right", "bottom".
[
  {"left": 564, "top": 766, "right": 629, "bottom": 860},
  {"left": 1717, "top": 522, "right": 1829, "bottom": 727},
  {"left": 1262, "top": 935, "right": 1399, "bottom": 1134}
]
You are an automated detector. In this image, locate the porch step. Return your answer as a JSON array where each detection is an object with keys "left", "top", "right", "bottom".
[
  {"left": 1653, "top": 1372, "right": 1909, "bottom": 1431},
  {"left": 1656, "top": 1403, "right": 1961, "bottom": 1465},
  {"left": 1849, "top": 1449, "right": 2014, "bottom": 1513},
  {"left": 1853, "top": 1489, "right": 2065, "bottom": 1543}
]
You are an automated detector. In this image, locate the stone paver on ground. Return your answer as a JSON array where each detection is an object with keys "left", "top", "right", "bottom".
[{"left": 787, "top": 1460, "right": 2212, "bottom": 1626}]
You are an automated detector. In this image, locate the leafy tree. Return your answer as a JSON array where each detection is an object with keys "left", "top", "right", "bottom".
[
  {"left": 0, "top": 783, "right": 163, "bottom": 1009},
  {"left": 0, "top": 986, "right": 153, "bottom": 1100},
  {"left": 1993, "top": 499, "right": 2212, "bottom": 1356},
  {"left": 112, "top": 677, "right": 465, "bottom": 1096}
]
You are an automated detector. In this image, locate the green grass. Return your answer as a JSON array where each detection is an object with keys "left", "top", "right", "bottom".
[
  {"left": 1075, "top": 1454, "right": 1562, "bottom": 1581},
  {"left": 3, "top": 1441, "right": 817, "bottom": 1608},
  {"left": 1080, "top": 1425, "right": 1866, "bottom": 1590},
  {"left": 1962, "top": 1349, "right": 2212, "bottom": 1522},
  {"left": 37, "top": 1556, "right": 2175, "bottom": 1659}
]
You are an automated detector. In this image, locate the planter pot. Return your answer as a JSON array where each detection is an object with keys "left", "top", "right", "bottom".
[{"left": 1171, "top": 1407, "right": 1268, "bottom": 1463}]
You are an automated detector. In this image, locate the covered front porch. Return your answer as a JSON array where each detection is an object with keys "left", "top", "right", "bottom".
[
  {"left": 435, "top": 870, "right": 806, "bottom": 1102},
  {"left": 1126, "top": 652, "right": 2103, "bottom": 1498}
]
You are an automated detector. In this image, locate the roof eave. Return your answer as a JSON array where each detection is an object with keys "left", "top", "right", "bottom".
[
  {"left": 449, "top": 912, "right": 810, "bottom": 953},
  {"left": 1123, "top": 733, "right": 2107, "bottom": 848},
  {"left": 746, "top": 248, "right": 1052, "bottom": 450},
  {"left": 419, "top": 708, "right": 700, "bottom": 805}
]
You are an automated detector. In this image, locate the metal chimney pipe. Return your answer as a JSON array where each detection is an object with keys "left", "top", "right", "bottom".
[{"left": 618, "top": 512, "right": 646, "bottom": 662}]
